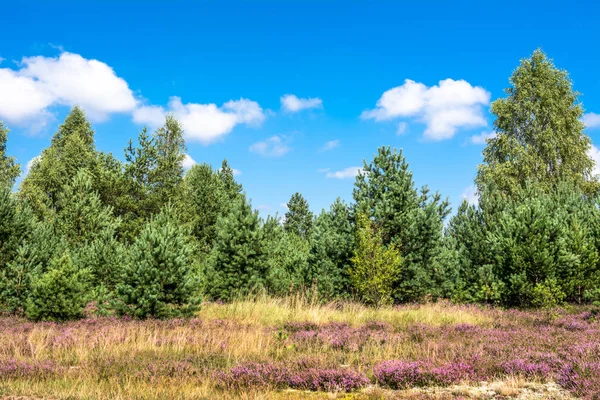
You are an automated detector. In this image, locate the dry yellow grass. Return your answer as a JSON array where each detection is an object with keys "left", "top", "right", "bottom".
[{"left": 198, "top": 295, "right": 491, "bottom": 328}]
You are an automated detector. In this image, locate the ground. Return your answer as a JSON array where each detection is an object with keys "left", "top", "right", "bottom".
[{"left": 0, "top": 297, "right": 598, "bottom": 399}]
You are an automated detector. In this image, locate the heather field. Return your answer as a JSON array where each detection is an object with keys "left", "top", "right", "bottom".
[{"left": 0, "top": 298, "right": 598, "bottom": 399}]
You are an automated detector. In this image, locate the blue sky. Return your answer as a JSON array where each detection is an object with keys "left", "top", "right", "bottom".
[{"left": 2, "top": 1, "right": 600, "bottom": 216}]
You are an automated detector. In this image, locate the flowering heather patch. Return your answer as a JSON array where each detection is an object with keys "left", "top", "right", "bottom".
[
  {"left": 216, "top": 362, "right": 369, "bottom": 392},
  {"left": 0, "top": 301, "right": 599, "bottom": 398},
  {"left": 0, "top": 359, "right": 60, "bottom": 378},
  {"left": 373, "top": 360, "right": 476, "bottom": 388}
]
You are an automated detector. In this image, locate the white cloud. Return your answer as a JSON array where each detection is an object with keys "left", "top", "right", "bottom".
[
  {"left": 461, "top": 185, "right": 478, "bottom": 206},
  {"left": 470, "top": 131, "right": 496, "bottom": 145},
  {"left": 133, "top": 97, "right": 265, "bottom": 144},
  {"left": 280, "top": 94, "right": 323, "bottom": 112},
  {"left": 232, "top": 168, "right": 241, "bottom": 176},
  {"left": 0, "top": 52, "right": 137, "bottom": 126},
  {"left": 321, "top": 139, "right": 340, "bottom": 151},
  {"left": 249, "top": 135, "right": 290, "bottom": 157},
  {"left": 25, "top": 155, "right": 41, "bottom": 175},
  {"left": 397, "top": 122, "right": 408, "bottom": 135},
  {"left": 584, "top": 112, "right": 600, "bottom": 129},
  {"left": 588, "top": 144, "right": 600, "bottom": 177},
  {"left": 362, "top": 78, "right": 490, "bottom": 140},
  {"left": 256, "top": 204, "right": 271, "bottom": 210},
  {"left": 280, "top": 203, "right": 289, "bottom": 210},
  {"left": 324, "top": 166, "right": 362, "bottom": 179},
  {"left": 181, "top": 154, "right": 197, "bottom": 170},
  {"left": 0, "top": 57, "right": 5, "bottom": 64}
]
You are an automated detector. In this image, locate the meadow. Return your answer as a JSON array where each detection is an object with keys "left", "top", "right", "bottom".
[{"left": 0, "top": 297, "right": 598, "bottom": 400}]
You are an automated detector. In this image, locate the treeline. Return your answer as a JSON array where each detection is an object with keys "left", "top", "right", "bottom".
[{"left": 1, "top": 49, "right": 600, "bottom": 321}]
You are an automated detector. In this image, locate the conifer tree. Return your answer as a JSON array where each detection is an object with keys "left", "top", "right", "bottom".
[
  {"left": 353, "top": 146, "right": 450, "bottom": 302},
  {"left": 477, "top": 49, "right": 599, "bottom": 197},
  {"left": 219, "top": 159, "right": 242, "bottom": 202},
  {"left": 117, "top": 205, "right": 199, "bottom": 318},
  {"left": 204, "top": 196, "right": 268, "bottom": 301},
  {"left": 25, "top": 252, "right": 87, "bottom": 321},
  {"left": 153, "top": 115, "right": 186, "bottom": 202},
  {"left": 284, "top": 192, "right": 313, "bottom": 239},
  {"left": 265, "top": 218, "right": 310, "bottom": 296},
  {"left": 0, "top": 122, "right": 20, "bottom": 187},
  {"left": 55, "top": 169, "right": 121, "bottom": 246},
  {"left": 181, "top": 163, "right": 228, "bottom": 253},
  {"left": 307, "top": 198, "right": 354, "bottom": 299},
  {"left": 19, "top": 107, "right": 99, "bottom": 218},
  {"left": 350, "top": 213, "right": 402, "bottom": 306}
]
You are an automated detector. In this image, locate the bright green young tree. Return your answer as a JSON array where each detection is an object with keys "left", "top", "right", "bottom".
[
  {"left": 350, "top": 213, "right": 402, "bottom": 306},
  {"left": 477, "top": 49, "right": 599, "bottom": 197}
]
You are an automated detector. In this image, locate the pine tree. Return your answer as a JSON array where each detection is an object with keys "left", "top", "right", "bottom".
[
  {"left": 350, "top": 213, "right": 402, "bottom": 306},
  {"left": 265, "top": 218, "right": 310, "bottom": 296},
  {"left": 219, "top": 159, "right": 242, "bottom": 202},
  {"left": 55, "top": 169, "right": 121, "bottom": 246},
  {"left": 204, "top": 196, "right": 269, "bottom": 301},
  {"left": 307, "top": 198, "right": 354, "bottom": 299},
  {"left": 0, "top": 122, "right": 20, "bottom": 187},
  {"left": 353, "top": 146, "right": 450, "bottom": 302},
  {"left": 117, "top": 205, "right": 199, "bottom": 319},
  {"left": 19, "top": 107, "right": 99, "bottom": 218},
  {"left": 153, "top": 115, "right": 186, "bottom": 203},
  {"left": 181, "top": 163, "right": 228, "bottom": 253},
  {"left": 477, "top": 49, "right": 598, "bottom": 197},
  {"left": 25, "top": 252, "right": 87, "bottom": 321},
  {"left": 0, "top": 186, "right": 32, "bottom": 270},
  {"left": 284, "top": 192, "right": 313, "bottom": 239}
]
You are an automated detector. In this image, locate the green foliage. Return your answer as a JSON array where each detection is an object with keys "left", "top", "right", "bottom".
[
  {"left": 25, "top": 252, "right": 87, "bottom": 322},
  {"left": 55, "top": 169, "right": 121, "bottom": 245},
  {"left": 266, "top": 225, "right": 310, "bottom": 296},
  {"left": 0, "top": 122, "right": 20, "bottom": 187},
  {"left": 284, "top": 192, "right": 313, "bottom": 239},
  {"left": 219, "top": 159, "right": 243, "bottom": 202},
  {"left": 350, "top": 213, "right": 401, "bottom": 306},
  {"left": 0, "top": 221, "right": 67, "bottom": 313},
  {"left": 181, "top": 163, "right": 229, "bottom": 253},
  {"left": 448, "top": 181, "right": 600, "bottom": 307},
  {"left": 477, "top": 49, "right": 598, "bottom": 197},
  {"left": 204, "top": 196, "right": 269, "bottom": 301},
  {"left": 307, "top": 198, "right": 354, "bottom": 299},
  {"left": 117, "top": 205, "right": 200, "bottom": 319},
  {"left": 19, "top": 107, "right": 100, "bottom": 219},
  {"left": 353, "top": 146, "right": 450, "bottom": 302}
]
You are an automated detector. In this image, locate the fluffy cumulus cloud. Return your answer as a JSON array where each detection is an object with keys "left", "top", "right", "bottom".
[
  {"left": 461, "top": 185, "right": 478, "bottom": 206},
  {"left": 249, "top": 135, "right": 290, "bottom": 157},
  {"left": 470, "top": 131, "right": 497, "bottom": 145},
  {"left": 362, "top": 79, "right": 490, "bottom": 140},
  {"left": 584, "top": 112, "right": 600, "bottom": 129},
  {"left": 588, "top": 144, "right": 600, "bottom": 177},
  {"left": 321, "top": 139, "right": 340, "bottom": 151},
  {"left": 134, "top": 97, "right": 265, "bottom": 144},
  {"left": 0, "top": 52, "right": 137, "bottom": 126},
  {"left": 322, "top": 166, "right": 362, "bottom": 179},
  {"left": 280, "top": 94, "right": 323, "bottom": 112},
  {"left": 181, "top": 154, "right": 197, "bottom": 170},
  {"left": 24, "top": 155, "right": 42, "bottom": 175}
]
